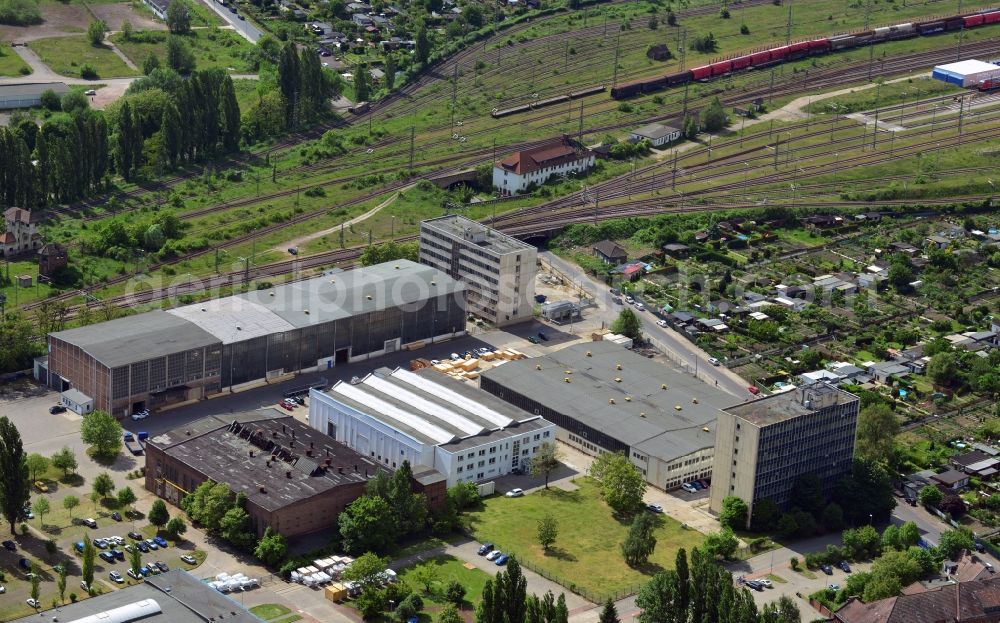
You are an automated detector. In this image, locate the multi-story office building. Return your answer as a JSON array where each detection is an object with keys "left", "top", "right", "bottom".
[
  {"left": 709, "top": 384, "right": 860, "bottom": 527},
  {"left": 419, "top": 215, "right": 536, "bottom": 326}
]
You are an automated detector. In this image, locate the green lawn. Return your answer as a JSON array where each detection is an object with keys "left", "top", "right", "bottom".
[
  {"left": 113, "top": 29, "right": 253, "bottom": 73},
  {"left": 30, "top": 36, "right": 139, "bottom": 78},
  {"left": 464, "top": 479, "right": 705, "bottom": 601},
  {"left": 0, "top": 44, "right": 30, "bottom": 76},
  {"left": 249, "top": 604, "right": 292, "bottom": 620},
  {"left": 806, "top": 77, "right": 965, "bottom": 115},
  {"left": 398, "top": 555, "right": 491, "bottom": 614}
]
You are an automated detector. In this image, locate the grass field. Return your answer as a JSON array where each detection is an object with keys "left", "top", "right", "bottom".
[
  {"left": 30, "top": 36, "right": 139, "bottom": 78},
  {"left": 805, "top": 77, "right": 965, "bottom": 114},
  {"left": 113, "top": 28, "right": 253, "bottom": 73},
  {"left": 398, "top": 555, "right": 491, "bottom": 616},
  {"left": 0, "top": 44, "right": 30, "bottom": 76},
  {"left": 464, "top": 479, "right": 705, "bottom": 601},
  {"left": 249, "top": 604, "right": 292, "bottom": 620}
]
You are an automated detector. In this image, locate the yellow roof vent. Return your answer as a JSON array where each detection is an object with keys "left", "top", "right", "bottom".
[
  {"left": 675, "top": 405, "right": 683, "bottom": 411},
  {"left": 565, "top": 377, "right": 571, "bottom": 383},
  {"left": 565, "top": 370, "right": 572, "bottom": 375},
  {"left": 661, "top": 384, "right": 667, "bottom": 389},
  {"left": 614, "top": 377, "right": 622, "bottom": 383},
  {"left": 624, "top": 396, "right": 632, "bottom": 402},
  {"left": 702, "top": 426, "right": 710, "bottom": 432},
  {"left": 640, "top": 412, "right": 646, "bottom": 418},
  {"left": 304, "top": 309, "right": 310, "bottom": 315},
  {"left": 536, "top": 364, "right": 542, "bottom": 370},
  {"left": 269, "top": 291, "right": 275, "bottom": 297},
  {"left": 431, "top": 280, "right": 436, "bottom": 286},
  {"left": 394, "top": 265, "right": 400, "bottom": 269},
  {"left": 586, "top": 351, "right": 592, "bottom": 357},
  {"left": 366, "top": 295, "right": 373, "bottom": 300},
  {"left": 609, "top": 398, "right": 616, "bottom": 405},
  {"left": 616, "top": 363, "right": 622, "bottom": 370},
  {"left": 692, "top": 398, "right": 699, "bottom": 404}
]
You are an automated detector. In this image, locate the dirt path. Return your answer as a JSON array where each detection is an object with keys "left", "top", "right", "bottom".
[
  {"left": 105, "top": 37, "right": 139, "bottom": 71},
  {"left": 270, "top": 186, "right": 412, "bottom": 256}
]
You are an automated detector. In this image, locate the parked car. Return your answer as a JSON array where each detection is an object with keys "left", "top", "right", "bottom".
[
  {"left": 181, "top": 555, "right": 197, "bottom": 565},
  {"left": 137, "top": 542, "right": 150, "bottom": 553},
  {"left": 828, "top": 583, "right": 840, "bottom": 591},
  {"left": 634, "top": 302, "right": 645, "bottom": 311},
  {"left": 131, "top": 410, "right": 148, "bottom": 421},
  {"left": 49, "top": 405, "right": 66, "bottom": 414},
  {"left": 93, "top": 538, "right": 108, "bottom": 549},
  {"left": 113, "top": 549, "right": 125, "bottom": 561},
  {"left": 612, "top": 296, "right": 623, "bottom": 305},
  {"left": 287, "top": 247, "right": 299, "bottom": 255},
  {"left": 745, "top": 580, "right": 763, "bottom": 591},
  {"left": 537, "top": 331, "right": 549, "bottom": 341},
  {"left": 111, "top": 512, "right": 122, "bottom": 522},
  {"left": 656, "top": 319, "right": 668, "bottom": 327},
  {"left": 505, "top": 488, "right": 524, "bottom": 498},
  {"left": 155, "top": 561, "right": 169, "bottom": 572},
  {"left": 495, "top": 554, "right": 509, "bottom": 566},
  {"left": 758, "top": 579, "right": 772, "bottom": 588},
  {"left": 747, "top": 385, "right": 760, "bottom": 395},
  {"left": 278, "top": 402, "right": 294, "bottom": 411},
  {"left": 26, "top": 598, "right": 39, "bottom": 608},
  {"left": 140, "top": 565, "right": 153, "bottom": 577},
  {"left": 128, "top": 531, "right": 143, "bottom": 540},
  {"left": 99, "top": 551, "right": 115, "bottom": 563},
  {"left": 82, "top": 518, "right": 97, "bottom": 528},
  {"left": 646, "top": 504, "right": 664, "bottom": 513},
  {"left": 527, "top": 336, "right": 539, "bottom": 344},
  {"left": 625, "top": 296, "right": 635, "bottom": 304},
  {"left": 0, "top": 585, "right": 5, "bottom": 593},
  {"left": 820, "top": 565, "right": 833, "bottom": 575},
  {"left": 109, "top": 571, "right": 124, "bottom": 584},
  {"left": 2, "top": 540, "right": 16, "bottom": 551},
  {"left": 485, "top": 550, "right": 502, "bottom": 561},
  {"left": 144, "top": 539, "right": 159, "bottom": 550},
  {"left": 153, "top": 536, "right": 169, "bottom": 548},
  {"left": 681, "top": 483, "right": 698, "bottom": 493},
  {"left": 690, "top": 481, "right": 703, "bottom": 491},
  {"left": 708, "top": 357, "right": 721, "bottom": 366},
  {"left": 84, "top": 89, "right": 96, "bottom": 96},
  {"left": 33, "top": 481, "right": 49, "bottom": 493},
  {"left": 478, "top": 543, "right": 494, "bottom": 555},
  {"left": 127, "top": 569, "right": 142, "bottom": 580},
  {"left": 698, "top": 480, "right": 710, "bottom": 489},
  {"left": 74, "top": 542, "right": 85, "bottom": 553},
  {"left": 839, "top": 560, "right": 851, "bottom": 573},
  {"left": 18, "top": 558, "right": 30, "bottom": 570}
]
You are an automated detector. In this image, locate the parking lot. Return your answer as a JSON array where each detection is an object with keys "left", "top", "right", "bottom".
[{"left": 739, "top": 558, "right": 873, "bottom": 619}]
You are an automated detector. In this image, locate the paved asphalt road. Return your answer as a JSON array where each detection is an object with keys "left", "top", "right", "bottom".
[{"left": 196, "top": 0, "right": 263, "bottom": 42}]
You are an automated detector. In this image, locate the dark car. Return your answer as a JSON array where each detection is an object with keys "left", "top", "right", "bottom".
[
  {"left": 839, "top": 560, "right": 851, "bottom": 573},
  {"left": 112, "top": 549, "right": 125, "bottom": 561},
  {"left": 477, "top": 543, "right": 494, "bottom": 555},
  {"left": 49, "top": 405, "right": 66, "bottom": 414},
  {"left": 128, "top": 531, "right": 143, "bottom": 540},
  {"left": 976, "top": 541, "right": 986, "bottom": 553},
  {"left": 99, "top": 551, "right": 115, "bottom": 563},
  {"left": 745, "top": 580, "right": 764, "bottom": 591},
  {"left": 18, "top": 557, "right": 30, "bottom": 570},
  {"left": 153, "top": 536, "right": 168, "bottom": 548},
  {"left": 820, "top": 565, "right": 833, "bottom": 575},
  {"left": 537, "top": 331, "right": 549, "bottom": 341},
  {"left": 2, "top": 540, "right": 16, "bottom": 551},
  {"left": 155, "top": 561, "right": 169, "bottom": 572},
  {"left": 111, "top": 512, "right": 122, "bottom": 522},
  {"left": 527, "top": 336, "right": 539, "bottom": 344},
  {"left": 136, "top": 542, "right": 150, "bottom": 553}
]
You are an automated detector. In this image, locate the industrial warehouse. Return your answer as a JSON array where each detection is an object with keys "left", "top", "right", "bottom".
[
  {"left": 144, "top": 410, "right": 445, "bottom": 538},
  {"left": 308, "top": 367, "right": 556, "bottom": 487},
  {"left": 480, "top": 341, "right": 727, "bottom": 491},
  {"left": 41, "top": 260, "right": 466, "bottom": 417}
]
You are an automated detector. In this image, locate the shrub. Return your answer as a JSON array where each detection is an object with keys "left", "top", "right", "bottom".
[
  {"left": 790, "top": 556, "right": 800, "bottom": 570},
  {"left": 80, "top": 64, "right": 99, "bottom": 79}
]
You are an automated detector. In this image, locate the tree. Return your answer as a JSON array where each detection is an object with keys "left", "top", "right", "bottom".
[
  {"left": 940, "top": 494, "right": 966, "bottom": 517},
  {"left": 862, "top": 571, "right": 901, "bottom": 602},
  {"left": 938, "top": 527, "right": 975, "bottom": 559},
  {"left": 856, "top": 403, "right": 899, "bottom": 463},
  {"left": 142, "top": 52, "right": 160, "bottom": 75},
  {"left": 359, "top": 241, "right": 419, "bottom": 266},
  {"left": 149, "top": 499, "right": 170, "bottom": 528},
  {"left": 52, "top": 446, "right": 77, "bottom": 477},
  {"left": 537, "top": 514, "right": 558, "bottom": 551},
  {"left": 411, "top": 562, "right": 440, "bottom": 593},
  {"left": 598, "top": 598, "right": 620, "bottom": 623},
  {"left": 621, "top": 512, "right": 657, "bottom": 566},
  {"left": 254, "top": 527, "right": 287, "bottom": 566},
  {"left": 87, "top": 19, "right": 107, "bottom": 46},
  {"left": 611, "top": 308, "right": 642, "bottom": 341},
  {"left": 63, "top": 495, "right": 79, "bottom": 519},
  {"left": 415, "top": 21, "right": 430, "bottom": 64},
  {"left": 760, "top": 595, "right": 799, "bottom": 623},
  {"left": 82, "top": 535, "right": 95, "bottom": 588},
  {"left": 339, "top": 495, "right": 396, "bottom": 555},
  {"left": 278, "top": 41, "right": 301, "bottom": 127},
  {"left": 117, "top": 487, "right": 137, "bottom": 515},
  {"left": 919, "top": 485, "right": 944, "bottom": 508},
  {"left": 219, "top": 76, "right": 241, "bottom": 152},
  {"left": 701, "top": 97, "right": 727, "bottom": 132},
  {"left": 182, "top": 481, "right": 235, "bottom": 533},
  {"left": 927, "top": 351, "right": 958, "bottom": 387},
  {"left": 80, "top": 410, "right": 123, "bottom": 458},
  {"left": 129, "top": 543, "right": 142, "bottom": 579},
  {"left": 700, "top": 527, "right": 738, "bottom": 560},
  {"left": 790, "top": 474, "right": 825, "bottom": 516},
  {"left": 32, "top": 497, "right": 50, "bottom": 527},
  {"left": 92, "top": 471, "right": 115, "bottom": 501},
  {"left": 0, "top": 416, "right": 29, "bottom": 533},
  {"left": 384, "top": 53, "right": 397, "bottom": 91},
  {"left": 342, "top": 551, "right": 389, "bottom": 594},
  {"left": 57, "top": 563, "right": 67, "bottom": 603},
  {"left": 396, "top": 594, "right": 423, "bottom": 622},
  {"left": 719, "top": 496, "right": 748, "bottom": 530},
  {"left": 26, "top": 453, "right": 49, "bottom": 480},
  {"left": 166, "top": 35, "right": 196, "bottom": 74},
  {"left": 220, "top": 505, "right": 255, "bottom": 550},
  {"left": 30, "top": 562, "right": 39, "bottom": 601},
  {"left": 120, "top": 19, "right": 134, "bottom": 40},
  {"left": 888, "top": 258, "right": 914, "bottom": 293},
  {"left": 751, "top": 497, "right": 780, "bottom": 532},
  {"left": 590, "top": 452, "right": 646, "bottom": 515},
  {"left": 438, "top": 604, "right": 463, "bottom": 623},
  {"left": 445, "top": 579, "right": 466, "bottom": 605},
  {"left": 166, "top": 0, "right": 191, "bottom": 34},
  {"left": 353, "top": 63, "right": 370, "bottom": 103},
  {"left": 530, "top": 443, "right": 561, "bottom": 488},
  {"left": 899, "top": 521, "right": 921, "bottom": 548}
]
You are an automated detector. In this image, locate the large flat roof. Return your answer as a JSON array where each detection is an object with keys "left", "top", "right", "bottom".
[
  {"left": 8, "top": 569, "right": 261, "bottom": 623},
  {"left": 723, "top": 383, "right": 858, "bottom": 426},
  {"left": 934, "top": 59, "right": 1000, "bottom": 75},
  {"left": 321, "top": 367, "right": 548, "bottom": 448},
  {"left": 482, "top": 341, "right": 727, "bottom": 459},
  {"left": 422, "top": 215, "right": 533, "bottom": 256},
  {"left": 50, "top": 311, "right": 221, "bottom": 368},
  {"left": 147, "top": 410, "right": 382, "bottom": 512},
  {"left": 236, "top": 260, "right": 463, "bottom": 328}
]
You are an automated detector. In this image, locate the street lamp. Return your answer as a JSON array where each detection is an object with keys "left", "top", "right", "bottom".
[
  {"left": 743, "top": 162, "right": 750, "bottom": 207},
  {"left": 988, "top": 179, "right": 995, "bottom": 207},
  {"left": 691, "top": 353, "right": 698, "bottom": 378}
]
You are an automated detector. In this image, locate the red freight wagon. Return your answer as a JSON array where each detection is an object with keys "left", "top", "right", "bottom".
[
  {"left": 769, "top": 45, "right": 790, "bottom": 61},
  {"left": 964, "top": 14, "right": 985, "bottom": 27},
  {"left": 732, "top": 55, "right": 753, "bottom": 70},
  {"left": 749, "top": 50, "right": 772, "bottom": 65},
  {"left": 984, "top": 10, "right": 1000, "bottom": 24},
  {"left": 808, "top": 38, "right": 831, "bottom": 54},
  {"left": 710, "top": 60, "right": 733, "bottom": 76},
  {"left": 691, "top": 65, "right": 712, "bottom": 80}
]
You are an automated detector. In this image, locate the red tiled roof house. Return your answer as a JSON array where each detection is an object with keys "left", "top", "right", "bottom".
[{"left": 493, "top": 136, "right": 595, "bottom": 196}]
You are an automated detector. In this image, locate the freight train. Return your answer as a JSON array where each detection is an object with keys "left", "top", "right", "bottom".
[
  {"left": 491, "top": 85, "right": 606, "bottom": 118},
  {"left": 981, "top": 77, "right": 1000, "bottom": 91},
  {"left": 610, "top": 9, "right": 1000, "bottom": 99}
]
